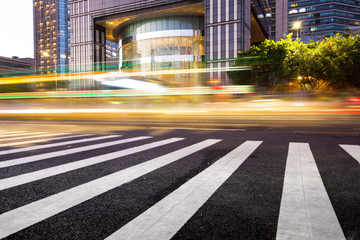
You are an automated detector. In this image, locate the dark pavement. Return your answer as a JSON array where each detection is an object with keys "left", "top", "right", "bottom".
[{"left": 0, "top": 120, "right": 359, "bottom": 240}]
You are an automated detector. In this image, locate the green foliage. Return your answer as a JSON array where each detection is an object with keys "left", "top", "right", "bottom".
[
  {"left": 229, "top": 33, "right": 360, "bottom": 90},
  {"left": 311, "top": 33, "right": 360, "bottom": 89}
]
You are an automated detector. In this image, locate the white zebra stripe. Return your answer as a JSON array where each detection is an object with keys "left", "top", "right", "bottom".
[
  {"left": 276, "top": 143, "right": 345, "bottom": 240},
  {"left": 0, "top": 135, "right": 114, "bottom": 155},
  {"left": 0, "top": 135, "right": 129, "bottom": 169},
  {"left": 105, "top": 141, "right": 262, "bottom": 240},
  {"left": 0, "top": 138, "right": 219, "bottom": 239},
  {"left": 0, "top": 133, "right": 68, "bottom": 143},
  {"left": 0, "top": 133, "right": 71, "bottom": 147},
  {"left": 0, "top": 131, "right": 25, "bottom": 135},
  {"left": 0, "top": 136, "right": 155, "bottom": 190},
  {"left": 0, "top": 132, "right": 31, "bottom": 138},
  {"left": 339, "top": 144, "right": 360, "bottom": 164}
]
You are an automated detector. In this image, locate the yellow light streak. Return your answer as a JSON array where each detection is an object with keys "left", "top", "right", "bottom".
[{"left": 0, "top": 66, "right": 251, "bottom": 85}]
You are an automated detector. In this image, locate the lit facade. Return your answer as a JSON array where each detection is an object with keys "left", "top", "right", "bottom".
[
  {"left": 272, "top": 0, "right": 360, "bottom": 41},
  {"left": 33, "top": 0, "right": 70, "bottom": 73},
  {"left": 69, "top": 0, "right": 270, "bottom": 85},
  {"left": 105, "top": 40, "right": 119, "bottom": 60}
]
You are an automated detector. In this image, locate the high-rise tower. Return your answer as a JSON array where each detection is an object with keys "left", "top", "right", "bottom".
[
  {"left": 33, "top": 0, "right": 70, "bottom": 73},
  {"left": 272, "top": 0, "right": 360, "bottom": 41}
]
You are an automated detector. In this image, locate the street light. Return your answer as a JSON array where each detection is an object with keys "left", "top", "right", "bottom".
[
  {"left": 293, "top": 21, "right": 301, "bottom": 39},
  {"left": 42, "top": 51, "right": 57, "bottom": 91}
]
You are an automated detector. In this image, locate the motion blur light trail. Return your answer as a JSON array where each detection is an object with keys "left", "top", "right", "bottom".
[
  {"left": 0, "top": 109, "right": 209, "bottom": 114},
  {"left": 0, "top": 66, "right": 251, "bottom": 85},
  {"left": 0, "top": 86, "right": 254, "bottom": 99}
]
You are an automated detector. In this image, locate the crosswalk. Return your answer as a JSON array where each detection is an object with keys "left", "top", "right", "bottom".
[{"left": 0, "top": 130, "right": 358, "bottom": 239}]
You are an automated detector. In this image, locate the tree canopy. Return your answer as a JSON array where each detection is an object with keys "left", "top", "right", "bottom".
[{"left": 228, "top": 33, "right": 360, "bottom": 91}]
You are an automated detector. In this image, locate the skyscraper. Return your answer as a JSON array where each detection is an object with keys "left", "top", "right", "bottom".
[
  {"left": 272, "top": 0, "right": 360, "bottom": 41},
  {"left": 33, "top": 0, "right": 70, "bottom": 73}
]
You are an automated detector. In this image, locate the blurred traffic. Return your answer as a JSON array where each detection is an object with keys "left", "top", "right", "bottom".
[{"left": 0, "top": 66, "right": 359, "bottom": 120}]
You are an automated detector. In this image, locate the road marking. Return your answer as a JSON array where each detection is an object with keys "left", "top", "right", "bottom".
[
  {"left": 18, "top": 124, "right": 79, "bottom": 127},
  {"left": 0, "top": 131, "right": 25, "bottom": 135},
  {"left": 0, "top": 133, "right": 71, "bottom": 147},
  {"left": 0, "top": 132, "right": 29, "bottom": 138},
  {"left": 106, "top": 140, "right": 262, "bottom": 240},
  {"left": 0, "top": 135, "right": 112, "bottom": 155},
  {"left": 149, "top": 127, "right": 245, "bottom": 131},
  {"left": 276, "top": 143, "right": 345, "bottom": 240},
  {"left": 294, "top": 131, "right": 359, "bottom": 135},
  {"left": 0, "top": 135, "right": 132, "bottom": 169},
  {"left": 0, "top": 133, "right": 63, "bottom": 143},
  {"left": 0, "top": 138, "right": 219, "bottom": 239},
  {"left": 339, "top": 144, "right": 360, "bottom": 164},
  {"left": 0, "top": 136, "right": 159, "bottom": 190}
]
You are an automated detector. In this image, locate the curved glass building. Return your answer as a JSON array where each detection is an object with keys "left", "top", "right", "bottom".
[{"left": 117, "top": 16, "right": 204, "bottom": 86}]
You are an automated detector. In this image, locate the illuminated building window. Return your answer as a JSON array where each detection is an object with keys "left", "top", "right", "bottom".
[{"left": 34, "top": 2, "right": 37, "bottom": 6}]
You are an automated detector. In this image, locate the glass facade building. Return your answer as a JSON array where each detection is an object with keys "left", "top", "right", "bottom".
[
  {"left": 272, "top": 0, "right": 360, "bottom": 41},
  {"left": 69, "top": 0, "right": 269, "bottom": 86},
  {"left": 33, "top": 0, "right": 70, "bottom": 73},
  {"left": 119, "top": 16, "right": 204, "bottom": 86}
]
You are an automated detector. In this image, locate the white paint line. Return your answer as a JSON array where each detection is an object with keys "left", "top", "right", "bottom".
[
  {"left": 149, "top": 127, "right": 245, "bottom": 131},
  {"left": 0, "top": 109, "right": 208, "bottom": 114},
  {"left": 106, "top": 141, "right": 262, "bottom": 240},
  {"left": 0, "top": 133, "right": 62, "bottom": 143},
  {"left": 0, "top": 133, "right": 71, "bottom": 147},
  {"left": 0, "top": 131, "right": 25, "bottom": 135},
  {"left": 0, "top": 134, "right": 112, "bottom": 155},
  {"left": 0, "top": 138, "right": 219, "bottom": 239},
  {"left": 276, "top": 143, "right": 345, "bottom": 240},
  {"left": 44, "top": 125, "right": 79, "bottom": 127},
  {"left": 0, "top": 135, "right": 129, "bottom": 169},
  {"left": 0, "top": 136, "right": 156, "bottom": 190},
  {"left": 339, "top": 144, "right": 360, "bottom": 164},
  {"left": 18, "top": 124, "right": 79, "bottom": 127},
  {"left": 0, "top": 132, "right": 30, "bottom": 138}
]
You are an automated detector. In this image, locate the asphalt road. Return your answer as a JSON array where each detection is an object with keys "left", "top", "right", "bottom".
[{"left": 0, "top": 120, "right": 359, "bottom": 240}]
